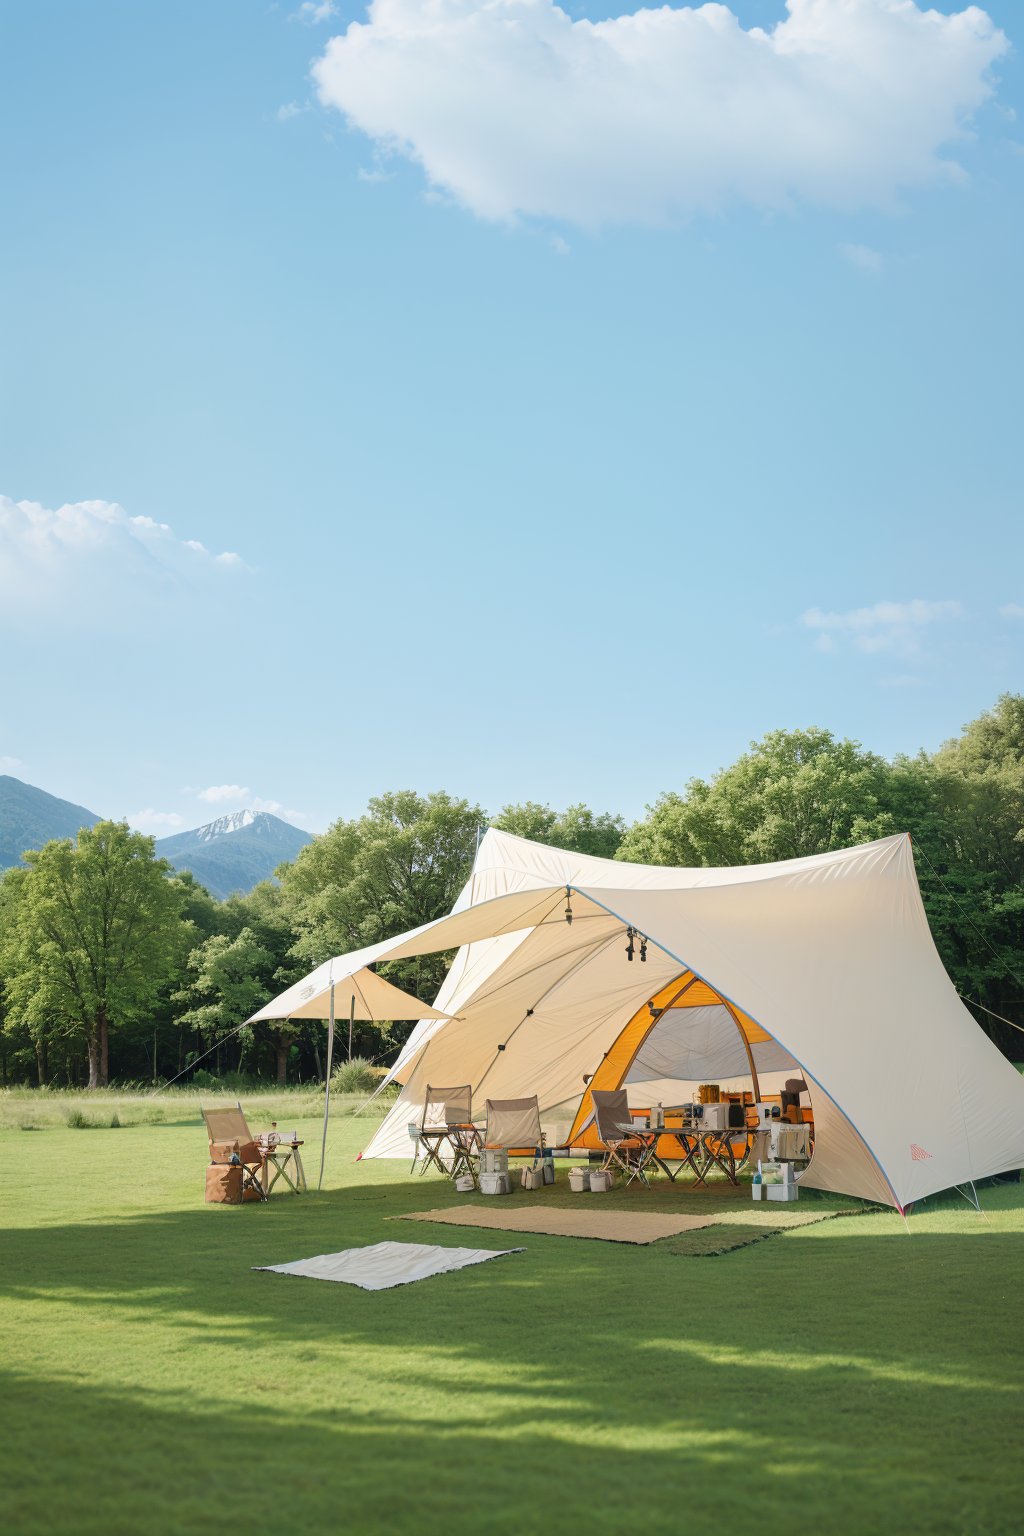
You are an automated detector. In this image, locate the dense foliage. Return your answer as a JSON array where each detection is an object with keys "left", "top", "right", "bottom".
[{"left": 1, "top": 696, "right": 1021, "bottom": 1085}]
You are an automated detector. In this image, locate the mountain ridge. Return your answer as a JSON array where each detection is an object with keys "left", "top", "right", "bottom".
[{"left": 0, "top": 776, "right": 312, "bottom": 897}]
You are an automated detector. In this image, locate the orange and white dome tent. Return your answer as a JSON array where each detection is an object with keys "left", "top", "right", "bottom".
[{"left": 252, "top": 829, "right": 1024, "bottom": 1211}]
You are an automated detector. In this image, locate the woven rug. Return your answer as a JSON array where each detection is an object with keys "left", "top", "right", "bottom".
[{"left": 398, "top": 1206, "right": 718, "bottom": 1245}]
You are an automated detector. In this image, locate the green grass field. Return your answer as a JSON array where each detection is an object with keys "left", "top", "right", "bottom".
[{"left": 2, "top": 1088, "right": 1022, "bottom": 1535}]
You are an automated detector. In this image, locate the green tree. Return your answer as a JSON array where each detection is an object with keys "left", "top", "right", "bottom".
[
  {"left": 493, "top": 801, "right": 626, "bottom": 858},
  {"left": 619, "top": 727, "right": 889, "bottom": 866},
  {"left": 1, "top": 822, "right": 189, "bottom": 1087},
  {"left": 279, "top": 790, "right": 484, "bottom": 1053}
]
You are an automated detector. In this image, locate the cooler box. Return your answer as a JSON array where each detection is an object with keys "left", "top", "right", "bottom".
[{"left": 480, "top": 1172, "right": 511, "bottom": 1196}]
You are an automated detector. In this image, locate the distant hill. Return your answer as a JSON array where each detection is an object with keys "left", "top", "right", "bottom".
[
  {"left": 156, "top": 809, "right": 312, "bottom": 899},
  {"left": 0, "top": 775, "right": 101, "bottom": 870}
]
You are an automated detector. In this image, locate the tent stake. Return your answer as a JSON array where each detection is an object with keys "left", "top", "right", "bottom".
[{"left": 318, "top": 977, "right": 336, "bottom": 1192}]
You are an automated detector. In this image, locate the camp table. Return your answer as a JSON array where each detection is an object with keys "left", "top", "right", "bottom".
[
  {"left": 416, "top": 1124, "right": 481, "bottom": 1179},
  {"left": 258, "top": 1138, "right": 308, "bottom": 1195},
  {"left": 618, "top": 1122, "right": 745, "bottom": 1187}
]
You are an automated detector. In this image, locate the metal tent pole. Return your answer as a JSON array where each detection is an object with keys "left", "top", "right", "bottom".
[
  {"left": 318, "top": 976, "right": 336, "bottom": 1192},
  {"left": 347, "top": 992, "right": 355, "bottom": 1062}
]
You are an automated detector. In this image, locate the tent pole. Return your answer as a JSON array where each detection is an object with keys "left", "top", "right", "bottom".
[
  {"left": 348, "top": 992, "right": 355, "bottom": 1062},
  {"left": 720, "top": 997, "right": 761, "bottom": 1104},
  {"left": 318, "top": 979, "right": 336, "bottom": 1192}
]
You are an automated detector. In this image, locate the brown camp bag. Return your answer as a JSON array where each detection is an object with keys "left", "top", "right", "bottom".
[
  {"left": 206, "top": 1163, "right": 242, "bottom": 1204},
  {"left": 209, "top": 1139, "right": 240, "bottom": 1164}
]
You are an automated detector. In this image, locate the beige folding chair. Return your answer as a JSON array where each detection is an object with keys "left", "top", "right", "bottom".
[
  {"left": 592, "top": 1089, "right": 648, "bottom": 1184},
  {"left": 202, "top": 1105, "right": 267, "bottom": 1201},
  {"left": 484, "top": 1096, "right": 543, "bottom": 1167},
  {"left": 414, "top": 1085, "right": 477, "bottom": 1177}
]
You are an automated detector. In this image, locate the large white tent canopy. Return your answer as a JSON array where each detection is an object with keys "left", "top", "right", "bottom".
[{"left": 253, "top": 829, "right": 1024, "bottom": 1211}]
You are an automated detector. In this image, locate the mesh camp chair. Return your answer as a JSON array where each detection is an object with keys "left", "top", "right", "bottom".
[
  {"left": 203, "top": 1105, "right": 267, "bottom": 1201},
  {"left": 592, "top": 1089, "right": 648, "bottom": 1184},
  {"left": 484, "top": 1096, "right": 544, "bottom": 1167},
  {"left": 413, "top": 1085, "right": 477, "bottom": 1177}
]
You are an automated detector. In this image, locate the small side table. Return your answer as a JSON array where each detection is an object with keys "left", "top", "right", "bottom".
[{"left": 259, "top": 1140, "right": 307, "bottom": 1195}]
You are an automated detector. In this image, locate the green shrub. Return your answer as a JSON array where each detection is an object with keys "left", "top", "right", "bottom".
[
  {"left": 330, "top": 1057, "right": 377, "bottom": 1094},
  {"left": 190, "top": 1068, "right": 218, "bottom": 1089},
  {"left": 65, "top": 1108, "right": 91, "bottom": 1129},
  {"left": 110, "top": 1112, "right": 121, "bottom": 1128}
]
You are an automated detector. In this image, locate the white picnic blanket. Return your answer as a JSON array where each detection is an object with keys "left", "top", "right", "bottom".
[{"left": 253, "top": 1240, "right": 522, "bottom": 1291}]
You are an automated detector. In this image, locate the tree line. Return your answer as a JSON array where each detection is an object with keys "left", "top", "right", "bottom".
[{"left": 2, "top": 694, "right": 1022, "bottom": 1088}]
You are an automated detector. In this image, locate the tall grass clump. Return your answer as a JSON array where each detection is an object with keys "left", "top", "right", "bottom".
[
  {"left": 64, "top": 1108, "right": 91, "bottom": 1129},
  {"left": 331, "top": 1057, "right": 377, "bottom": 1094}
]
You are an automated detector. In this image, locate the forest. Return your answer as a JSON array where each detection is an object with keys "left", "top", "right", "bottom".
[{"left": 2, "top": 693, "right": 1021, "bottom": 1088}]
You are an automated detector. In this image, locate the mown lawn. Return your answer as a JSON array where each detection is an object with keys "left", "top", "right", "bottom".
[{"left": 2, "top": 1089, "right": 1022, "bottom": 1535}]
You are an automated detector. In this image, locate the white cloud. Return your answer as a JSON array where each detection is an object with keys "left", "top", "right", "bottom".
[
  {"left": 0, "top": 755, "right": 24, "bottom": 773},
  {"left": 312, "top": 0, "right": 1007, "bottom": 227},
  {"left": 998, "top": 602, "right": 1024, "bottom": 619},
  {"left": 0, "top": 495, "right": 245, "bottom": 608},
  {"left": 277, "top": 102, "right": 303, "bottom": 122},
  {"left": 802, "top": 598, "right": 963, "bottom": 658},
  {"left": 840, "top": 241, "right": 884, "bottom": 274},
  {"left": 197, "top": 784, "right": 251, "bottom": 804},
  {"left": 129, "top": 809, "right": 186, "bottom": 834},
  {"left": 295, "top": 1, "right": 337, "bottom": 23}
]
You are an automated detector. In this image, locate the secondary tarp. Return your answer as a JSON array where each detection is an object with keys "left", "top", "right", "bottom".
[{"left": 258, "top": 830, "right": 1024, "bottom": 1211}]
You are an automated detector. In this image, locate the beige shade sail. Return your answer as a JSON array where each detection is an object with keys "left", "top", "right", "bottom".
[{"left": 248, "top": 963, "right": 451, "bottom": 1023}]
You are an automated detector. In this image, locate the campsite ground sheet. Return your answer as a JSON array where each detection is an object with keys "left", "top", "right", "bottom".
[{"left": 2, "top": 1089, "right": 1023, "bottom": 1535}]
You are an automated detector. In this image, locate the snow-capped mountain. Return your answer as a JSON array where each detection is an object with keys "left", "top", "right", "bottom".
[
  {"left": 190, "top": 809, "right": 260, "bottom": 842},
  {"left": 156, "top": 810, "right": 312, "bottom": 898}
]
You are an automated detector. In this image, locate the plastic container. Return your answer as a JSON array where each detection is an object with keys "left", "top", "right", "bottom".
[
  {"left": 479, "top": 1149, "right": 508, "bottom": 1175},
  {"left": 454, "top": 1174, "right": 476, "bottom": 1193},
  {"left": 568, "top": 1168, "right": 591, "bottom": 1193},
  {"left": 542, "top": 1161, "right": 555, "bottom": 1185},
  {"left": 589, "top": 1170, "right": 612, "bottom": 1193},
  {"left": 480, "top": 1172, "right": 512, "bottom": 1196},
  {"left": 767, "top": 1183, "right": 798, "bottom": 1202},
  {"left": 521, "top": 1167, "right": 544, "bottom": 1191}
]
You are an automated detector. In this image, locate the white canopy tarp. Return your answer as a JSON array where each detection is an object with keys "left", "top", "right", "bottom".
[{"left": 260, "top": 829, "right": 1024, "bottom": 1211}]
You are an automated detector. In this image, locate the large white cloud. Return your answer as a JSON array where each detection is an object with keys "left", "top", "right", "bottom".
[
  {"left": 0, "top": 495, "right": 243, "bottom": 611},
  {"left": 313, "top": 0, "right": 1008, "bottom": 225}
]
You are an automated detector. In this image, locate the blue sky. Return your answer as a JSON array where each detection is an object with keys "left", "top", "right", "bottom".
[{"left": 1, "top": 0, "right": 1021, "bottom": 836}]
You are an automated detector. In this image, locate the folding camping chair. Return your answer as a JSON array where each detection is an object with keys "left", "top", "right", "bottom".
[
  {"left": 483, "top": 1096, "right": 544, "bottom": 1169},
  {"left": 412, "top": 1085, "right": 478, "bottom": 1178},
  {"left": 203, "top": 1105, "right": 268, "bottom": 1202},
  {"left": 592, "top": 1089, "right": 649, "bottom": 1185}
]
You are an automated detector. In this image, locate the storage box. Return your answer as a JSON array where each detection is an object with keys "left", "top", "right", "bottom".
[
  {"left": 700, "top": 1103, "right": 729, "bottom": 1133},
  {"left": 455, "top": 1174, "right": 476, "bottom": 1193},
  {"left": 568, "top": 1168, "right": 591, "bottom": 1193},
  {"left": 205, "top": 1164, "right": 242, "bottom": 1204},
  {"left": 542, "top": 1161, "right": 555, "bottom": 1185},
  {"left": 521, "top": 1166, "right": 544, "bottom": 1191},
  {"left": 751, "top": 1182, "right": 764, "bottom": 1201},
  {"left": 209, "top": 1139, "right": 240, "bottom": 1165},
  {"left": 479, "top": 1172, "right": 511, "bottom": 1196},
  {"left": 766, "top": 1183, "right": 799, "bottom": 1202},
  {"left": 589, "top": 1170, "right": 612, "bottom": 1193}
]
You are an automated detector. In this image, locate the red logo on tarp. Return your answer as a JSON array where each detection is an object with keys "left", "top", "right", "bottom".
[{"left": 910, "top": 1143, "right": 932, "bottom": 1161}]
